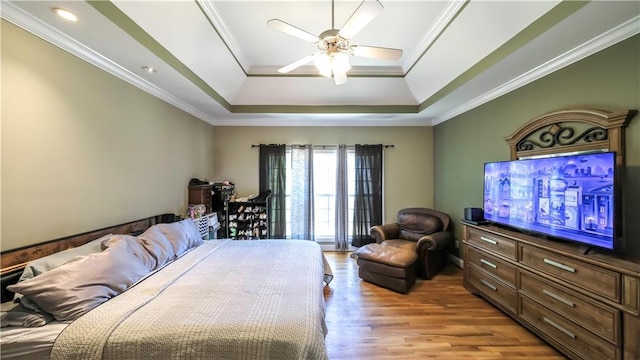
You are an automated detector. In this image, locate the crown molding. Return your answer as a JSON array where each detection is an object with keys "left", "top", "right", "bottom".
[
  {"left": 402, "top": 0, "right": 467, "bottom": 73},
  {"left": 212, "top": 115, "right": 430, "bottom": 127},
  {"left": 1, "top": 1, "right": 220, "bottom": 125},
  {"left": 196, "top": 0, "right": 249, "bottom": 75},
  {"left": 430, "top": 16, "right": 640, "bottom": 126}
]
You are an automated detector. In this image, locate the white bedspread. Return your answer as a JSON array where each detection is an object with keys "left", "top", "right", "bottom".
[{"left": 50, "top": 240, "right": 329, "bottom": 360}]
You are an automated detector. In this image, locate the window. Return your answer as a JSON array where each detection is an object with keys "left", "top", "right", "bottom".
[{"left": 285, "top": 147, "right": 355, "bottom": 243}]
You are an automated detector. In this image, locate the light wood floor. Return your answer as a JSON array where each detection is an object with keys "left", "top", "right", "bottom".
[{"left": 322, "top": 252, "right": 567, "bottom": 360}]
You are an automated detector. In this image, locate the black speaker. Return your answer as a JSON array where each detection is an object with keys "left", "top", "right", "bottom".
[{"left": 464, "top": 207, "right": 484, "bottom": 222}]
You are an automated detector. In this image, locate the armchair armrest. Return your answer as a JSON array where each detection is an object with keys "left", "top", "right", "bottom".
[
  {"left": 369, "top": 223, "right": 400, "bottom": 243},
  {"left": 416, "top": 231, "right": 453, "bottom": 252}
]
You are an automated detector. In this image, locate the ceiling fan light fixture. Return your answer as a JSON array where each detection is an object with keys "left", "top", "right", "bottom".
[
  {"left": 314, "top": 54, "right": 333, "bottom": 77},
  {"left": 332, "top": 52, "right": 351, "bottom": 74},
  {"left": 314, "top": 52, "right": 351, "bottom": 82},
  {"left": 334, "top": 71, "right": 348, "bottom": 86},
  {"left": 269, "top": 0, "right": 398, "bottom": 85}
]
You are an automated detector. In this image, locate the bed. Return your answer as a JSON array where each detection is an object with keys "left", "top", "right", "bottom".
[{"left": 0, "top": 214, "right": 331, "bottom": 360}]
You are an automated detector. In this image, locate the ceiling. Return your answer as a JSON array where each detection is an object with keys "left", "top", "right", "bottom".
[{"left": 3, "top": 1, "right": 639, "bottom": 126}]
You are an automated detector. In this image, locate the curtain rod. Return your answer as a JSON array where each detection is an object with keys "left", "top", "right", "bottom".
[{"left": 251, "top": 144, "right": 394, "bottom": 148}]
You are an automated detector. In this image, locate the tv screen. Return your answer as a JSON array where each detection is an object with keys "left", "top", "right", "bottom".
[{"left": 483, "top": 152, "right": 617, "bottom": 250}]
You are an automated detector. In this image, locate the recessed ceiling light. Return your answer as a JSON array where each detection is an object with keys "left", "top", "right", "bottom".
[
  {"left": 142, "top": 66, "right": 157, "bottom": 74},
  {"left": 52, "top": 8, "right": 78, "bottom": 22}
]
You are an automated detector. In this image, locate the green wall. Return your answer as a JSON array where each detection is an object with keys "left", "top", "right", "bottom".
[
  {"left": 434, "top": 34, "right": 640, "bottom": 257},
  {"left": 1, "top": 21, "right": 217, "bottom": 251}
]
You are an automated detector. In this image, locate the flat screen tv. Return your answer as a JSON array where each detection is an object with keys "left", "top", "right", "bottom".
[{"left": 483, "top": 151, "right": 617, "bottom": 250}]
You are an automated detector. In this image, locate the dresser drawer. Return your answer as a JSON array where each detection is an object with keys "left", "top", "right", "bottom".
[
  {"left": 468, "top": 247, "right": 517, "bottom": 287},
  {"left": 467, "top": 228, "right": 517, "bottom": 260},
  {"left": 519, "top": 271, "right": 620, "bottom": 344},
  {"left": 622, "top": 275, "right": 640, "bottom": 314},
  {"left": 520, "top": 295, "right": 619, "bottom": 360},
  {"left": 468, "top": 267, "right": 517, "bottom": 314},
  {"left": 520, "top": 245, "right": 620, "bottom": 302}
]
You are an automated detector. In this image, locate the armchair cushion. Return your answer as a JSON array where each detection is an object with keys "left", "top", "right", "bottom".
[
  {"left": 356, "top": 244, "right": 418, "bottom": 268},
  {"left": 397, "top": 210, "right": 444, "bottom": 241},
  {"left": 381, "top": 240, "right": 415, "bottom": 251}
]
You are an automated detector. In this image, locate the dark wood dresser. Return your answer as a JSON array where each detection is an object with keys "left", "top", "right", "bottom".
[
  {"left": 188, "top": 184, "right": 214, "bottom": 214},
  {"left": 462, "top": 222, "right": 640, "bottom": 360}
]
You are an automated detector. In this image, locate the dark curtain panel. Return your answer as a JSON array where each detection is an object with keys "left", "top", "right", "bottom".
[
  {"left": 352, "top": 144, "right": 383, "bottom": 247},
  {"left": 259, "top": 144, "right": 286, "bottom": 238}
]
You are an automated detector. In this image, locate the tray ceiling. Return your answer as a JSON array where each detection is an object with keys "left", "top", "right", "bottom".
[{"left": 2, "top": 1, "right": 639, "bottom": 126}]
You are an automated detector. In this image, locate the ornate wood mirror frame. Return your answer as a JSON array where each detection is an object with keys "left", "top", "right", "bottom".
[
  {"left": 504, "top": 108, "right": 636, "bottom": 164},
  {"left": 504, "top": 108, "right": 637, "bottom": 251}
]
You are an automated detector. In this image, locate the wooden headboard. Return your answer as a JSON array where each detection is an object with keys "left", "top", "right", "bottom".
[{"left": 0, "top": 213, "right": 177, "bottom": 302}]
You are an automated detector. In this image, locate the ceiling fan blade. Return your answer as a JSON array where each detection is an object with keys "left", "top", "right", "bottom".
[
  {"left": 351, "top": 45, "right": 403, "bottom": 61},
  {"left": 277, "top": 53, "right": 318, "bottom": 73},
  {"left": 334, "top": 71, "right": 348, "bottom": 85},
  {"left": 267, "top": 19, "right": 320, "bottom": 43},
  {"left": 338, "top": 0, "right": 383, "bottom": 39}
]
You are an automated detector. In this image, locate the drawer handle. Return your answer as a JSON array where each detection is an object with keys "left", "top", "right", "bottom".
[
  {"left": 543, "top": 317, "right": 576, "bottom": 339},
  {"left": 543, "top": 258, "right": 576, "bottom": 273},
  {"left": 480, "top": 259, "right": 497, "bottom": 269},
  {"left": 480, "top": 279, "right": 497, "bottom": 291},
  {"left": 480, "top": 236, "right": 498, "bottom": 245},
  {"left": 543, "top": 289, "right": 575, "bottom": 307}
]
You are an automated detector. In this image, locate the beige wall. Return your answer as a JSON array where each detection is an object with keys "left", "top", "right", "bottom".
[
  {"left": 212, "top": 126, "right": 434, "bottom": 223},
  {"left": 1, "top": 21, "right": 216, "bottom": 251},
  {"left": 434, "top": 35, "right": 640, "bottom": 257}
]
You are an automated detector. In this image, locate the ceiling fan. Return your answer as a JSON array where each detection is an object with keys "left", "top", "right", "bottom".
[{"left": 267, "top": 0, "right": 403, "bottom": 85}]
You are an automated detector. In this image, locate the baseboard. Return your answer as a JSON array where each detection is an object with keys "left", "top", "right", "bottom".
[{"left": 449, "top": 254, "right": 463, "bottom": 268}]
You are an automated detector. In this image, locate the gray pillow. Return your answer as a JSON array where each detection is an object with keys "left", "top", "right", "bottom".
[
  {"left": 1, "top": 303, "right": 53, "bottom": 328},
  {"left": 138, "top": 225, "right": 177, "bottom": 269},
  {"left": 7, "top": 236, "right": 151, "bottom": 321},
  {"left": 17, "top": 234, "right": 110, "bottom": 284},
  {"left": 181, "top": 218, "right": 205, "bottom": 248},
  {"left": 101, "top": 234, "right": 157, "bottom": 271},
  {"left": 155, "top": 219, "right": 203, "bottom": 257},
  {"left": 13, "top": 234, "right": 112, "bottom": 312}
]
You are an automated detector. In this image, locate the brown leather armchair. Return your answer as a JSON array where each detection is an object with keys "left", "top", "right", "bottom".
[{"left": 369, "top": 207, "right": 453, "bottom": 280}]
